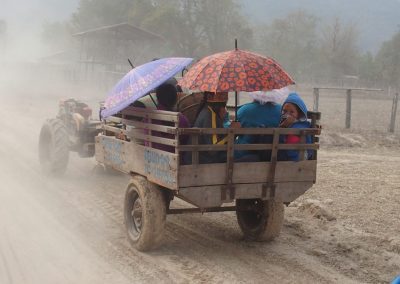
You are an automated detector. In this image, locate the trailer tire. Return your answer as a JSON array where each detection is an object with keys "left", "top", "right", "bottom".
[
  {"left": 236, "top": 199, "right": 284, "bottom": 241},
  {"left": 124, "top": 176, "right": 166, "bottom": 251},
  {"left": 38, "top": 119, "right": 69, "bottom": 176}
]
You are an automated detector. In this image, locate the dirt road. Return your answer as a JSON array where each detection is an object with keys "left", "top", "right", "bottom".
[{"left": 0, "top": 84, "right": 399, "bottom": 283}]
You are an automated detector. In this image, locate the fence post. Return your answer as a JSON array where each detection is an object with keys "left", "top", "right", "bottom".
[
  {"left": 389, "top": 92, "right": 399, "bottom": 133},
  {"left": 313, "top": 88, "right": 319, "bottom": 111},
  {"left": 345, "top": 89, "right": 352, "bottom": 129}
]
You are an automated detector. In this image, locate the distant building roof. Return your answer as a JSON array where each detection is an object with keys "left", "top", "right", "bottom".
[{"left": 73, "top": 22, "right": 164, "bottom": 43}]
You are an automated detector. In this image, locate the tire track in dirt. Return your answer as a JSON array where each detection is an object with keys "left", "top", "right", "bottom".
[
  {"left": 284, "top": 208, "right": 400, "bottom": 283},
  {"left": 0, "top": 231, "right": 29, "bottom": 284},
  {"left": 65, "top": 167, "right": 346, "bottom": 283},
  {"left": 287, "top": 150, "right": 400, "bottom": 283},
  {"left": 1, "top": 121, "right": 170, "bottom": 282},
  {"left": 65, "top": 154, "right": 360, "bottom": 283},
  {"left": 38, "top": 156, "right": 333, "bottom": 284},
  {"left": 53, "top": 171, "right": 234, "bottom": 283},
  {"left": 165, "top": 214, "right": 353, "bottom": 284},
  {"left": 1, "top": 110, "right": 158, "bottom": 283},
  {"left": 1, "top": 112, "right": 341, "bottom": 283},
  {"left": 34, "top": 177, "right": 175, "bottom": 283},
  {"left": 0, "top": 248, "right": 14, "bottom": 284}
]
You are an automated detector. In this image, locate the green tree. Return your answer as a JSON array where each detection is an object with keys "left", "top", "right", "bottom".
[
  {"left": 195, "top": 0, "right": 253, "bottom": 54},
  {"left": 318, "top": 17, "right": 360, "bottom": 81},
  {"left": 44, "top": 0, "right": 253, "bottom": 60},
  {"left": 257, "top": 10, "right": 319, "bottom": 80},
  {"left": 72, "top": 0, "right": 135, "bottom": 31},
  {"left": 375, "top": 30, "right": 400, "bottom": 88},
  {"left": 140, "top": 0, "right": 198, "bottom": 57},
  {"left": 128, "top": 0, "right": 157, "bottom": 26},
  {"left": 141, "top": 0, "right": 253, "bottom": 57},
  {"left": 357, "top": 52, "right": 379, "bottom": 86}
]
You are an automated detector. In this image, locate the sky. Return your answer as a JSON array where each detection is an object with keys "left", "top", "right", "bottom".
[
  {"left": 1, "top": 0, "right": 78, "bottom": 23},
  {"left": 0, "top": 0, "right": 79, "bottom": 60},
  {"left": 240, "top": 0, "right": 400, "bottom": 53},
  {"left": 1, "top": 0, "right": 399, "bottom": 60}
]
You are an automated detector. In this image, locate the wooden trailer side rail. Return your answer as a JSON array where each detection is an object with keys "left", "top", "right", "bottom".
[
  {"left": 98, "top": 107, "right": 181, "bottom": 189},
  {"left": 176, "top": 126, "right": 320, "bottom": 205},
  {"left": 97, "top": 107, "right": 321, "bottom": 207},
  {"left": 102, "top": 106, "right": 180, "bottom": 149}
]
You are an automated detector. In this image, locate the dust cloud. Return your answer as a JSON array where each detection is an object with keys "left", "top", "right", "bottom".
[{"left": 1, "top": 3, "right": 129, "bottom": 284}]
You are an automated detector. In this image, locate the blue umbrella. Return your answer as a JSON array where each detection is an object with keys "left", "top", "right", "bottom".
[{"left": 101, "top": 57, "right": 193, "bottom": 118}]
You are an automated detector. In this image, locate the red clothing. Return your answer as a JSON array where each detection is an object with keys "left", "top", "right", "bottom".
[{"left": 286, "top": 135, "right": 300, "bottom": 144}]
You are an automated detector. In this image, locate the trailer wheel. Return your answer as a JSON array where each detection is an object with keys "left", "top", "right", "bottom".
[
  {"left": 236, "top": 199, "right": 284, "bottom": 241},
  {"left": 38, "top": 119, "right": 69, "bottom": 176},
  {"left": 124, "top": 176, "right": 166, "bottom": 251}
]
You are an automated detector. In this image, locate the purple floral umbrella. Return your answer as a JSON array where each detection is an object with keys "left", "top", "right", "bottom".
[{"left": 101, "top": 57, "right": 193, "bottom": 118}]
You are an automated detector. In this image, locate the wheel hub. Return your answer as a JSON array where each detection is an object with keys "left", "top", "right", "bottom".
[{"left": 131, "top": 198, "right": 143, "bottom": 234}]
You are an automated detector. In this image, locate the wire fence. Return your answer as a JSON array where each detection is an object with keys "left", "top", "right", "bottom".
[
  {"left": 296, "top": 86, "right": 399, "bottom": 134},
  {"left": 1, "top": 62, "right": 398, "bottom": 134}
]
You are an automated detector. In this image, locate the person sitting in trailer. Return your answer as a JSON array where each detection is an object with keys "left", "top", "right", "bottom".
[
  {"left": 234, "top": 88, "right": 288, "bottom": 162},
  {"left": 278, "top": 92, "right": 312, "bottom": 161},
  {"left": 119, "top": 100, "right": 146, "bottom": 143},
  {"left": 193, "top": 91, "right": 231, "bottom": 164},
  {"left": 148, "top": 83, "right": 190, "bottom": 154}
]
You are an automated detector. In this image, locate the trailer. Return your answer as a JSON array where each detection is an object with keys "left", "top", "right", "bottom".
[
  {"left": 39, "top": 94, "right": 321, "bottom": 251},
  {"left": 75, "top": 102, "right": 321, "bottom": 251}
]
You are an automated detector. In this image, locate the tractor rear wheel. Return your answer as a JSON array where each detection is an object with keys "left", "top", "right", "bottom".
[{"left": 38, "top": 119, "right": 69, "bottom": 176}]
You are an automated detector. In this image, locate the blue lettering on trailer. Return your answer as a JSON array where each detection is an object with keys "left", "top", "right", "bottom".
[
  {"left": 144, "top": 149, "right": 175, "bottom": 185},
  {"left": 101, "top": 139, "right": 124, "bottom": 166}
]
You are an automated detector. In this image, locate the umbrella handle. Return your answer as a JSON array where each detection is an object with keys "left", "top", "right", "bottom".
[
  {"left": 181, "top": 67, "right": 188, "bottom": 77},
  {"left": 128, "top": 58, "right": 135, "bottom": 69},
  {"left": 149, "top": 94, "right": 158, "bottom": 107},
  {"left": 235, "top": 91, "right": 238, "bottom": 121}
]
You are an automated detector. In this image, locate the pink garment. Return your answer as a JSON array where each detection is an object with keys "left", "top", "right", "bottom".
[{"left": 286, "top": 135, "right": 300, "bottom": 144}]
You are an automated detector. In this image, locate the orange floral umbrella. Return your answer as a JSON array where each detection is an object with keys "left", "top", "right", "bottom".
[{"left": 179, "top": 49, "right": 294, "bottom": 92}]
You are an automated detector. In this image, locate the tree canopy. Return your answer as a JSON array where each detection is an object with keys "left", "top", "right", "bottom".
[
  {"left": 375, "top": 31, "right": 400, "bottom": 88},
  {"left": 258, "top": 10, "right": 319, "bottom": 81},
  {"left": 41, "top": 0, "right": 400, "bottom": 89},
  {"left": 68, "top": 0, "right": 252, "bottom": 58}
]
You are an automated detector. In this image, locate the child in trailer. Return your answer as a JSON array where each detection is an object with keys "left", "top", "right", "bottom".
[{"left": 278, "top": 92, "right": 312, "bottom": 161}]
